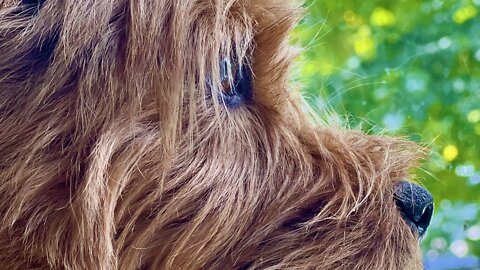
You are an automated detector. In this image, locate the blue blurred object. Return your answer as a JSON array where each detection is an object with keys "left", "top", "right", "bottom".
[{"left": 424, "top": 254, "right": 480, "bottom": 270}]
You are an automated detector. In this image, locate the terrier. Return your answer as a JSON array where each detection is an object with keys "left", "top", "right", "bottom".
[{"left": 0, "top": 0, "right": 433, "bottom": 269}]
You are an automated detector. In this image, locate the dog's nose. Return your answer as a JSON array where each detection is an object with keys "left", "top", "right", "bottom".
[{"left": 394, "top": 181, "right": 434, "bottom": 239}]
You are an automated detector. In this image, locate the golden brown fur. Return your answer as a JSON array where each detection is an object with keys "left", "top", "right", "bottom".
[{"left": 0, "top": 0, "right": 424, "bottom": 269}]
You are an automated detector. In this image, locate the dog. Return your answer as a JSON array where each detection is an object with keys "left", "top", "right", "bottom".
[{"left": 0, "top": 0, "right": 433, "bottom": 269}]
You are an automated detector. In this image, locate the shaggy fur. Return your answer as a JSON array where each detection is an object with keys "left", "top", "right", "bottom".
[{"left": 0, "top": 0, "right": 425, "bottom": 269}]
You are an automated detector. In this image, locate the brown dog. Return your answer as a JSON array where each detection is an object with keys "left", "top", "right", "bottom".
[{"left": 0, "top": 0, "right": 433, "bottom": 269}]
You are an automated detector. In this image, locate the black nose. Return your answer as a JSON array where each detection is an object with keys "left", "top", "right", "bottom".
[{"left": 394, "top": 181, "right": 434, "bottom": 239}]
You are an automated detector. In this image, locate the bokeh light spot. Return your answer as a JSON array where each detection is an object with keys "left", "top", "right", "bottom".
[
  {"left": 438, "top": 37, "right": 452, "bottom": 49},
  {"left": 467, "top": 225, "right": 480, "bottom": 241},
  {"left": 431, "top": 237, "right": 448, "bottom": 250},
  {"left": 475, "top": 49, "right": 480, "bottom": 61},
  {"left": 344, "top": 10, "right": 358, "bottom": 26},
  {"left": 467, "top": 109, "right": 480, "bottom": 123},
  {"left": 450, "top": 240, "right": 469, "bottom": 257},
  {"left": 443, "top": 145, "right": 459, "bottom": 161},
  {"left": 382, "top": 113, "right": 405, "bottom": 132},
  {"left": 455, "top": 164, "right": 475, "bottom": 177},
  {"left": 353, "top": 26, "right": 376, "bottom": 59},
  {"left": 453, "top": 5, "right": 478, "bottom": 24},
  {"left": 370, "top": 7, "right": 396, "bottom": 27}
]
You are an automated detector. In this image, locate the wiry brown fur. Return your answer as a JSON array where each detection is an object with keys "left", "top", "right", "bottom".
[{"left": 0, "top": 0, "right": 424, "bottom": 269}]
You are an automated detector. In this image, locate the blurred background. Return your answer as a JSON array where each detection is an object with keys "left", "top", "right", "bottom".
[{"left": 293, "top": 0, "right": 479, "bottom": 269}]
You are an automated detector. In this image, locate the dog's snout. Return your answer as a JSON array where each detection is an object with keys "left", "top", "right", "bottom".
[{"left": 394, "top": 181, "right": 434, "bottom": 239}]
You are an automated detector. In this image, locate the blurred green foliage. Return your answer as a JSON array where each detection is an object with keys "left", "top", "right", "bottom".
[{"left": 294, "top": 0, "right": 480, "bottom": 266}]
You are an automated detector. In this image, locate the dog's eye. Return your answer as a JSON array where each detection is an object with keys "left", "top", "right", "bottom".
[
  {"left": 220, "top": 58, "right": 236, "bottom": 95},
  {"left": 218, "top": 57, "right": 253, "bottom": 108}
]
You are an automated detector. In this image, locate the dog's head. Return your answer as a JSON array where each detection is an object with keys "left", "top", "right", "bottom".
[{"left": 0, "top": 0, "right": 433, "bottom": 269}]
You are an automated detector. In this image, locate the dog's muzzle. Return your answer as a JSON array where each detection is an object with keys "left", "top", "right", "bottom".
[{"left": 394, "top": 181, "right": 434, "bottom": 240}]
